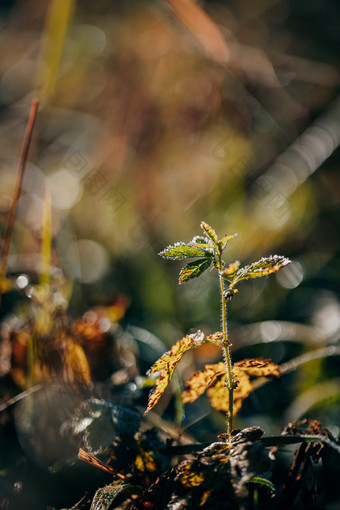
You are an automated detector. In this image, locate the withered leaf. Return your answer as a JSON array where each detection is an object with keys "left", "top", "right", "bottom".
[
  {"left": 206, "top": 331, "right": 225, "bottom": 344},
  {"left": 232, "top": 368, "right": 253, "bottom": 414},
  {"left": 177, "top": 461, "right": 205, "bottom": 487},
  {"left": 182, "top": 358, "right": 279, "bottom": 416},
  {"left": 207, "top": 368, "right": 252, "bottom": 415},
  {"left": 206, "top": 375, "right": 229, "bottom": 413},
  {"left": 62, "top": 338, "right": 91, "bottom": 384},
  {"left": 145, "top": 333, "right": 206, "bottom": 414},
  {"left": 182, "top": 362, "right": 225, "bottom": 403},
  {"left": 134, "top": 449, "right": 157, "bottom": 473},
  {"left": 235, "top": 358, "right": 280, "bottom": 378}
]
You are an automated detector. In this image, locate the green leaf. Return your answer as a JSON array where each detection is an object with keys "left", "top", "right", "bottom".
[
  {"left": 219, "top": 233, "right": 237, "bottom": 250},
  {"left": 179, "top": 258, "right": 212, "bottom": 284},
  {"left": 231, "top": 255, "right": 290, "bottom": 287},
  {"left": 200, "top": 221, "right": 219, "bottom": 244},
  {"left": 248, "top": 477, "right": 275, "bottom": 491},
  {"left": 189, "top": 242, "right": 215, "bottom": 252},
  {"left": 159, "top": 242, "right": 212, "bottom": 259},
  {"left": 190, "top": 235, "right": 213, "bottom": 246}
]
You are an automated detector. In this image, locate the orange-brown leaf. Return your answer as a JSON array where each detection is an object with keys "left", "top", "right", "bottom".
[
  {"left": 206, "top": 375, "right": 229, "bottom": 412},
  {"left": 206, "top": 331, "right": 226, "bottom": 344},
  {"left": 144, "top": 368, "right": 171, "bottom": 414},
  {"left": 134, "top": 449, "right": 158, "bottom": 473},
  {"left": 182, "top": 362, "right": 225, "bottom": 403},
  {"left": 235, "top": 358, "right": 280, "bottom": 378},
  {"left": 207, "top": 368, "right": 253, "bottom": 415},
  {"left": 148, "top": 333, "right": 202, "bottom": 374},
  {"left": 182, "top": 362, "right": 254, "bottom": 416},
  {"left": 177, "top": 461, "right": 205, "bottom": 487},
  {"left": 62, "top": 338, "right": 91, "bottom": 384},
  {"left": 145, "top": 332, "right": 206, "bottom": 414},
  {"left": 182, "top": 358, "right": 280, "bottom": 417},
  {"left": 232, "top": 367, "right": 253, "bottom": 414}
]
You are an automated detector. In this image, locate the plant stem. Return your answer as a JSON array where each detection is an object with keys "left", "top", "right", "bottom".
[
  {"left": 0, "top": 98, "right": 39, "bottom": 283},
  {"left": 218, "top": 259, "right": 234, "bottom": 436}
]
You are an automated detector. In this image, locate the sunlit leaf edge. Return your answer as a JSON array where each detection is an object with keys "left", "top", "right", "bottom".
[
  {"left": 179, "top": 258, "right": 212, "bottom": 284},
  {"left": 159, "top": 242, "right": 213, "bottom": 260},
  {"left": 231, "top": 255, "right": 290, "bottom": 287}
]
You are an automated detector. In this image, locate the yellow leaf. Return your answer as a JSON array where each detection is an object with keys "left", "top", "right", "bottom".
[
  {"left": 207, "top": 368, "right": 253, "bottom": 415},
  {"left": 182, "top": 362, "right": 225, "bottom": 403},
  {"left": 178, "top": 462, "right": 205, "bottom": 487},
  {"left": 206, "top": 331, "right": 225, "bottom": 343},
  {"left": 200, "top": 490, "right": 212, "bottom": 506},
  {"left": 149, "top": 334, "right": 196, "bottom": 374},
  {"left": 233, "top": 367, "right": 253, "bottom": 414},
  {"left": 144, "top": 332, "right": 206, "bottom": 414},
  {"left": 235, "top": 358, "right": 280, "bottom": 378},
  {"left": 0, "top": 276, "right": 13, "bottom": 293},
  {"left": 182, "top": 363, "right": 254, "bottom": 416},
  {"left": 62, "top": 338, "right": 91, "bottom": 384},
  {"left": 134, "top": 449, "right": 157, "bottom": 473},
  {"left": 182, "top": 358, "right": 280, "bottom": 417},
  {"left": 206, "top": 375, "right": 229, "bottom": 412}
]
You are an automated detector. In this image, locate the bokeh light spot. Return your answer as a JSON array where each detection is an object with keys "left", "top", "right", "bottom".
[
  {"left": 16, "top": 274, "right": 29, "bottom": 289},
  {"left": 49, "top": 169, "right": 82, "bottom": 210},
  {"left": 276, "top": 261, "right": 303, "bottom": 289},
  {"left": 64, "top": 239, "right": 109, "bottom": 284}
]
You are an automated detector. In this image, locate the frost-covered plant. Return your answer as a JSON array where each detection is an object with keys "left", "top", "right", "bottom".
[{"left": 144, "top": 221, "right": 290, "bottom": 436}]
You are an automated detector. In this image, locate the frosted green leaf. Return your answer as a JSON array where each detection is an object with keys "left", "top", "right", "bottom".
[
  {"left": 188, "top": 235, "right": 214, "bottom": 252},
  {"left": 189, "top": 243, "right": 215, "bottom": 251},
  {"left": 190, "top": 235, "right": 213, "bottom": 245},
  {"left": 159, "top": 242, "right": 213, "bottom": 259},
  {"left": 219, "top": 233, "right": 237, "bottom": 250},
  {"left": 179, "top": 258, "right": 212, "bottom": 284},
  {"left": 200, "top": 221, "right": 218, "bottom": 244},
  {"left": 231, "top": 255, "right": 290, "bottom": 288}
]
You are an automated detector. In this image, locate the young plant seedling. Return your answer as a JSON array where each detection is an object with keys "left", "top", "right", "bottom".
[{"left": 144, "top": 221, "right": 290, "bottom": 438}]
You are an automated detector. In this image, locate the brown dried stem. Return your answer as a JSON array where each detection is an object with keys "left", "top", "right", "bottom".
[{"left": 0, "top": 99, "right": 39, "bottom": 291}]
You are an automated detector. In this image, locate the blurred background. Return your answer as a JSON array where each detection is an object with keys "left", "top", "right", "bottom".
[{"left": 0, "top": 0, "right": 340, "bottom": 505}]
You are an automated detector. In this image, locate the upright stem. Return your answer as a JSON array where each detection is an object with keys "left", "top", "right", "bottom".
[
  {"left": 0, "top": 99, "right": 39, "bottom": 278},
  {"left": 218, "top": 258, "right": 234, "bottom": 436}
]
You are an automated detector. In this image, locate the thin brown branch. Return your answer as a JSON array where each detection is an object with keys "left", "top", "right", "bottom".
[
  {"left": 78, "top": 448, "right": 126, "bottom": 480},
  {"left": 0, "top": 98, "right": 39, "bottom": 279}
]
